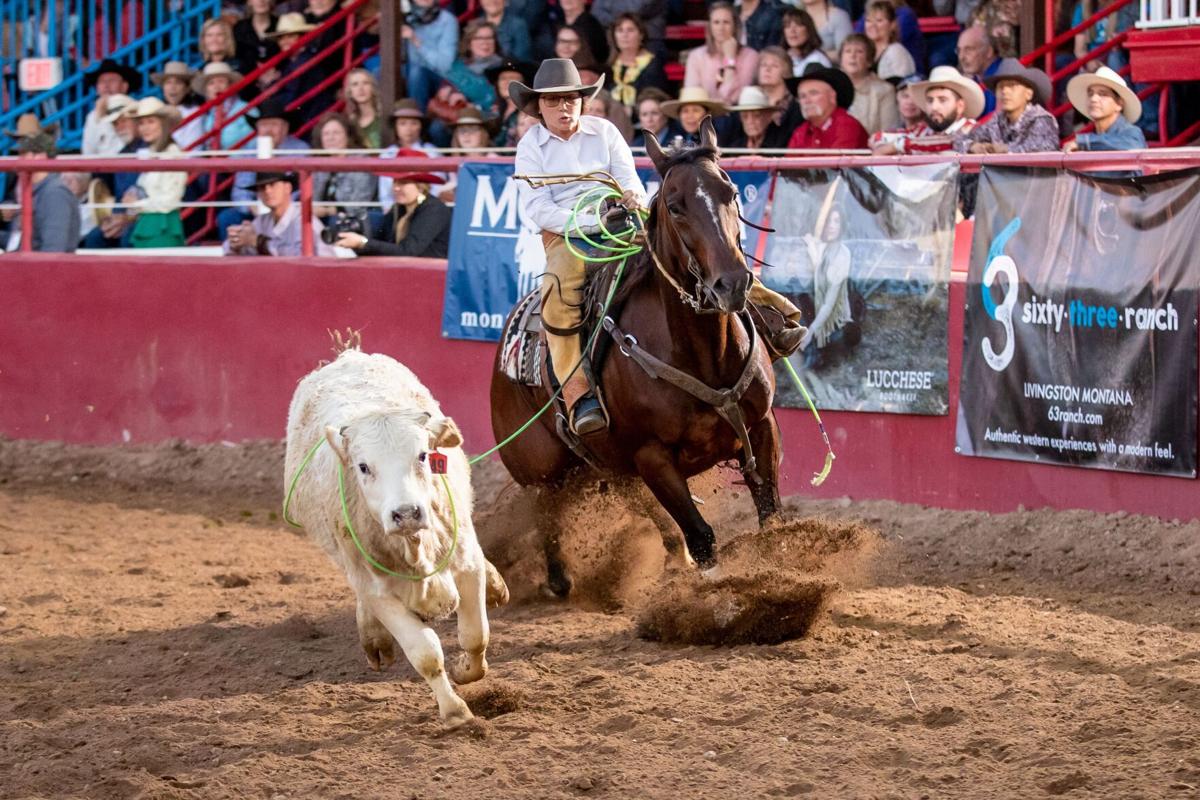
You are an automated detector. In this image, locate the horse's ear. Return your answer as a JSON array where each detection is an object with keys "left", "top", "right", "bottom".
[
  {"left": 700, "top": 115, "right": 719, "bottom": 152},
  {"left": 644, "top": 128, "right": 669, "bottom": 175}
]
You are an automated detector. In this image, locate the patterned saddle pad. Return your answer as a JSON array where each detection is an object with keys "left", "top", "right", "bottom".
[{"left": 499, "top": 290, "right": 545, "bottom": 388}]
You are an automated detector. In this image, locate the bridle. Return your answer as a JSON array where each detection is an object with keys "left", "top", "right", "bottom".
[{"left": 646, "top": 161, "right": 754, "bottom": 315}]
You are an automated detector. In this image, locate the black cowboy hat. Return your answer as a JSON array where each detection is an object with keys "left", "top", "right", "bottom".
[
  {"left": 485, "top": 58, "right": 536, "bottom": 86},
  {"left": 785, "top": 63, "right": 855, "bottom": 109},
  {"left": 249, "top": 171, "right": 298, "bottom": 190},
  {"left": 254, "top": 97, "right": 297, "bottom": 128},
  {"left": 85, "top": 58, "right": 143, "bottom": 93},
  {"left": 507, "top": 58, "right": 604, "bottom": 117},
  {"left": 983, "top": 58, "right": 1052, "bottom": 108}
]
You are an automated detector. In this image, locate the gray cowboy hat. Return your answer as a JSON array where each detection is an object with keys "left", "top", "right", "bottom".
[
  {"left": 984, "top": 58, "right": 1052, "bottom": 108},
  {"left": 507, "top": 58, "right": 603, "bottom": 117}
]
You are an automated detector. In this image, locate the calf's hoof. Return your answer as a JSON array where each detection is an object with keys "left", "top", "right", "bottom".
[
  {"left": 484, "top": 560, "right": 510, "bottom": 608},
  {"left": 450, "top": 652, "right": 488, "bottom": 685},
  {"left": 360, "top": 633, "right": 397, "bottom": 672},
  {"left": 441, "top": 699, "right": 475, "bottom": 730}
]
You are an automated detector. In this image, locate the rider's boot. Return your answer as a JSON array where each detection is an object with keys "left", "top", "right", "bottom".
[
  {"left": 753, "top": 305, "right": 808, "bottom": 361},
  {"left": 562, "top": 372, "right": 606, "bottom": 436}
]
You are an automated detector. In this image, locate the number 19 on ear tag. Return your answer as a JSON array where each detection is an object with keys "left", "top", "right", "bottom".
[{"left": 428, "top": 451, "right": 448, "bottom": 474}]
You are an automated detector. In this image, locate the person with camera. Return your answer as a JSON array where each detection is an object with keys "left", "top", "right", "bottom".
[
  {"left": 224, "top": 172, "right": 336, "bottom": 257},
  {"left": 333, "top": 149, "right": 452, "bottom": 258}
]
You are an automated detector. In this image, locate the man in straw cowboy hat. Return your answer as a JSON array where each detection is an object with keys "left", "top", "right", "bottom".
[
  {"left": 954, "top": 59, "right": 1059, "bottom": 154},
  {"left": 874, "top": 65, "right": 982, "bottom": 155},
  {"left": 515, "top": 58, "right": 807, "bottom": 436},
  {"left": 724, "top": 85, "right": 790, "bottom": 150},
  {"left": 786, "top": 64, "right": 869, "bottom": 150},
  {"left": 1062, "top": 66, "right": 1145, "bottom": 153}
]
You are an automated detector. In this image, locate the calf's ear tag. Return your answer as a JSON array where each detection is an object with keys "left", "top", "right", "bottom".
[{"left": 428, "top": 451, "right": 448, "bottom": 474}]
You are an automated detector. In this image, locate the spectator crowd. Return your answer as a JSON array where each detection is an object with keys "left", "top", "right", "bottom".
[{"left": 2, "top": 0, "right": 1171, "bottom": 254}]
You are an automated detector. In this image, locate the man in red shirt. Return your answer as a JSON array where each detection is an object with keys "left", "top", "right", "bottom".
[{"left": 786, "top": 64, "right": 869, "bottom": 150}]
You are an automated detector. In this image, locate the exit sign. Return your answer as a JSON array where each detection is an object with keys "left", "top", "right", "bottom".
[{"left": 19, "top": 58, "right": 63, "bottom": 91}]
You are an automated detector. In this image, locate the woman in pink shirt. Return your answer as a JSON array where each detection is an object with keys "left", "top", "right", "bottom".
[{"left": 683, "top": 2, "right": 759, "bottom": 104}]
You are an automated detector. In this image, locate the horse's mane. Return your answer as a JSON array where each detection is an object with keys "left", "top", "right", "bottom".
[{"left": 609, "top": 144, "right": 721, "bottom": 306}]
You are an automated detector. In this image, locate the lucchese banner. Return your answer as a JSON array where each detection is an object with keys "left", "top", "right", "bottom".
[
  {"left": 762, "top": 163, "right": 958, "bottom": 415},
  {"left": 441, "top": 162, "right": 770, "bottom": 341},
  {"left": 956, "top": 166, "right": 1200, "bottom": 477}
]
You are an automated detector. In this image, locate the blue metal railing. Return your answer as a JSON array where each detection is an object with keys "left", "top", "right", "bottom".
[{"left": 0, "top": 0, "right": 219, "bottom": 152}]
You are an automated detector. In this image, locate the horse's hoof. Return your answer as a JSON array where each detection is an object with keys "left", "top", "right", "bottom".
[
  {"left": 701, "top": 564, "right": 723, "bottom": 581},
  {"left": 549, "top": 561, "right": 576, "bottom": 597}
]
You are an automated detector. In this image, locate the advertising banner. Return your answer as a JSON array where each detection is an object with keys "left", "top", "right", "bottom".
[
  {"left": 442, "top": 161, "right": 770, "bottom": 341},
  {"left": 762, "top": 163, "right": 958, "bottom": 414},
  {"left": 956, "top": 166, "right": 1200, "bottom": 477}
]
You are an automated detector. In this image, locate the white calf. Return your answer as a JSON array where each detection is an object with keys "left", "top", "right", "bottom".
[{"left": 284, "top": 347, "right": 504, "bottom": 729}]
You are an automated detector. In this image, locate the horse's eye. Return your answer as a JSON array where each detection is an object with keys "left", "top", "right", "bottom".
[
  {"left": 668, "top": 204, "right": 684, "bottom": 216},
  {"left": 358, "top": 463, "right": 370, "bottom": 476},
  {"left": 418, "top": 452, "right": 427, "bottom": 463}
]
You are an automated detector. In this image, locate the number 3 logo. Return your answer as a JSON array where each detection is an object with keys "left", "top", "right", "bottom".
[{"left": 980, "top": 218, "right": 1022, "bottom": 373}]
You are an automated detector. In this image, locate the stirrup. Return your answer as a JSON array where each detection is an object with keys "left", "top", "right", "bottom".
[{"left": 570, "top": 395, "right": 607, "bottom": 436}]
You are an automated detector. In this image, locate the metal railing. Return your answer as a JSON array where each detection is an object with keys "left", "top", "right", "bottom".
[
  {"left": 4, "top": 149, "right": 1199, "bottom": 257},
  {"left": 175, "top": 0, "right": 378, "bottom": 243},
  {"left": 0, "top": 0, "right": 220, "bottom": 151},
  {"left": 1137, "top": 0, "right": 1200, "bottom": 27}
]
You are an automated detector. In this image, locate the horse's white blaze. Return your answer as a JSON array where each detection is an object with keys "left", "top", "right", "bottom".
[{"left": 695, "top": 183, "right": 717, "bottom": 220}]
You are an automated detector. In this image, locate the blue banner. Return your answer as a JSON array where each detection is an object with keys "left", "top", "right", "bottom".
[{"left": 442, "top": 162, "right": 770, "bottom": 342}]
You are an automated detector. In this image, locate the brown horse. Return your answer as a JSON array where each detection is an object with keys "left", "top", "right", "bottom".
[{"left": 489, "top": 118, "right": 782, "bottom": 596}]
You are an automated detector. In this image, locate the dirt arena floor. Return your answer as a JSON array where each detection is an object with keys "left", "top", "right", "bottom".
[{"left": 2, "top": 438, "right": 1199, "bottom": 799}]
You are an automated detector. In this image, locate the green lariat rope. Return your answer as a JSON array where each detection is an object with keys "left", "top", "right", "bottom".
[{"left": 781, "top": 357, "right": 836, "bottom": 486}]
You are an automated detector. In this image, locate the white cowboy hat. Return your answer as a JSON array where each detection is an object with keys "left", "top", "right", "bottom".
[
  {"left": 1066, "top": 66, "right": 1141, "bottom": 123},
  {"left": 101, "top": 94, "right": 138, "bottom": 123},
  {"left": 267, "top": 12, "right": 317, "bottom": 38},
  {"left": 910, "top": 65, "right": 985, "bottom": 120},
  {"left": 728, "top": 86, "right": 775, "bottom": 113},
  {"left": 192, "top": 61, "right": 244, "bottom": 95},
  {"left": 660, "top": 86, "right": 729, "bottom": 119},
  {"left": 128, "top": 96, "right": 182, "bottom": 125},
  {"left": 507, "top": 58, "right": 604, "bottom": 117}
]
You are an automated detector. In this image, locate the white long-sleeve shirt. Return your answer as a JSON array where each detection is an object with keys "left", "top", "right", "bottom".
[
  {"left": 514, "top": 115, "right": 645, "bottom": 235},
  {"left": 135, "top": 144, "right": 187, "bottom": 213},
  {"left": 82, "top": 109, "right": 126, "bottom": 156}
]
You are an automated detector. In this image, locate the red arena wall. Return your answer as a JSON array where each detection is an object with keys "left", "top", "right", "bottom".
[{"left": 2, "top": 244, "right": 1196, "bottom": 519}]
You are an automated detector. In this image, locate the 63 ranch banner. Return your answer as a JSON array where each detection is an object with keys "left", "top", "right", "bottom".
[
  {"left": 956, "top": 166, "right": 1200, "bottom": 477},
  {"left": 441, "top": 161, "right": 770, "bottom": 341},
  {"left": 762, "top": 163, "right": 958, "bottom": 414}
]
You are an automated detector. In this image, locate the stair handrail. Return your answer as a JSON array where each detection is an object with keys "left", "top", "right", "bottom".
[
  {"left": 0, "top": 0, "right": 219, "bottom": 145},
  {"left": 1021, "top": 0, "right": 1136, "bottom": 67},
  {"left": 177, "top": 0, "right": 371, "bottom": 144}
]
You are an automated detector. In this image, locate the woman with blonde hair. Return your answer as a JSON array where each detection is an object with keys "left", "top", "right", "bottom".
[
  {"left": 124, "top": 98, "right": 187, "bottom": 248},
  {"left": 683, "top": 1, "right": 758, "bottom": 104},
  {"left": 863, "top": 0, "right": 915, "bottom": 80},
  {"left": 343, "top": 68, "right": 383, "bottom": 149},
  {"left": 199, "top": 18, "right": 242, "bottom": 70}
]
